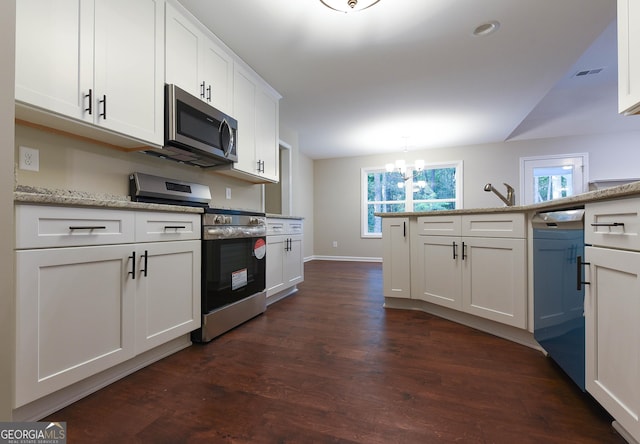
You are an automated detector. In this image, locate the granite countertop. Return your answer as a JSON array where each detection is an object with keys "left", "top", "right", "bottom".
[
  {"left": 13, "top": 185, "right": 203, "bottom": 214},
  {"left": 375, "top": 180, "right": 640, "bottom": 217},
  {"left": 266, "top": 213, "right": 304, "bottom": 220}
]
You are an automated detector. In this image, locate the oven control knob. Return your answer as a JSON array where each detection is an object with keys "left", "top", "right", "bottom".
[
  {"left": 225, "top": 216, "right": 233, "bottom": 224},
  {"left": 249, "top": 217, "right": 262, "bottom": 225},
  {"left": 214, "top": 215, "right": 226, "bottom": 224}
]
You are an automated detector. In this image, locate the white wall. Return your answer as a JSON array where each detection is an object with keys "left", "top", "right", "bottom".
[
  {"left": 14, "top": 125, "right": 264, "bottom": 211},
  {"left": 1, "top": 0, "right": 15, "bottom": 421},
  {"left": 313, "top": 131, "right": 640, "bottom": 259}
]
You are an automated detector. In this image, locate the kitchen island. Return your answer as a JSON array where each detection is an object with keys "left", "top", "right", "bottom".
[{"left": 377, "top": 180, "right": 640, "bottom": 444}]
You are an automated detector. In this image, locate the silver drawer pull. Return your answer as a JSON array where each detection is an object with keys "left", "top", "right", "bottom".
[
  {"left": 69, "top": 226, "right": 106, "bottom": 230},
  {"left": 591, "top": 222, "right": 625, "bottom": 227},
  {"left": 164, "top": 225, "right": 186, "bottom": 230}
]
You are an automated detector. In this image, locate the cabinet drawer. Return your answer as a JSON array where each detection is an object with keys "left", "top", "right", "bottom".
[
  {"left": 287, "top": 220, "right": 303, "bottom": 234},
  {"left": 585, "top": 198, "right": 640, "bottom": 250},
  {"left": 135, "top": 212, "right": 201, "bottom": 242},
  {"left": 416, "top": 216, "right": 461, "bottom": 236},
  {"left": 461, "top": 213, "right": 525, "bottom": 238},
  {"left": 16, "top": 205, "right": 135, "bottom": 249},
  {"left": 267, "top": 219, "right": 286, "bottom": 235}
]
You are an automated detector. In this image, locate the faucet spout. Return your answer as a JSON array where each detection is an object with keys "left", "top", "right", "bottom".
[{"left": 484, "top": 182, "right": 515, "bottom": 206}]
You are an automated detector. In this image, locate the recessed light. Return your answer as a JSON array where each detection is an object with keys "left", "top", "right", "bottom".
[{"left": 473, "top": 21, "right": 500, "bottom": 37}]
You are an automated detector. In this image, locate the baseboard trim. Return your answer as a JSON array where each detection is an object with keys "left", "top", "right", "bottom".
[{"left": 306, "top": 255, "right": 382, "bottom": 263}]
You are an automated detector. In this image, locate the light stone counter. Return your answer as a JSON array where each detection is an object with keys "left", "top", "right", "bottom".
[
  {"left": 266, "top": 214, "right": 304, "bottom": 220},
  {"left": 14, "top": 185, "right": 203, "bottom": 214},
  {"left": 375, "top": 181, "right": 640, "bottom": 217}
]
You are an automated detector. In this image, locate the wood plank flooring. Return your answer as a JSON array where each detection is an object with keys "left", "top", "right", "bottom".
[{"left": 45, "top": 260, "right": 625, "bottom": 443}]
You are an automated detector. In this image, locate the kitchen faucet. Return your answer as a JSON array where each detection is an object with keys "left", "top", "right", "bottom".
[{"left": 484, "top": 182, "right": 515, "bottom": 206}]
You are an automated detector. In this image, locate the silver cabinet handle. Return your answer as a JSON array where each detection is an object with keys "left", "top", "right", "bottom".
[
  {"left": 164, "top": 225, "right": 186, "bottom": 230},
  {"left": 591, "top": 222, "right": 624, "bottom": 227}
]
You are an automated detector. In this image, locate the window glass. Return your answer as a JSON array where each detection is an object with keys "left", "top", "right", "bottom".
[{"left": 362, "top": 161, "right": 462, "bottom": 237}]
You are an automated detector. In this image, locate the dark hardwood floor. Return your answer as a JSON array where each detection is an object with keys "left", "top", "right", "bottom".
[{"left": 46, "top": 261, "right": 625, "bottom": 443}]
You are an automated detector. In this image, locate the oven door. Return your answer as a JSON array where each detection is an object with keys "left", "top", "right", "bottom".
[{"left": 202, "top": 236, "right": 266, "bottom": 313}]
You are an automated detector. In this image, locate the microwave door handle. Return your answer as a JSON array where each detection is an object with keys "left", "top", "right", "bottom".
[{"left": 220, "top": 119, "right": 234, "bottom": 157}]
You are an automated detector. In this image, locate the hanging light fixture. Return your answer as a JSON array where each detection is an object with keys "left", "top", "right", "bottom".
[
  {"left": 320, "top": 0, "right": 381, "bottom": 13},
  {"left": 385, "top": 138, "right": 425, "bottom": 185}
]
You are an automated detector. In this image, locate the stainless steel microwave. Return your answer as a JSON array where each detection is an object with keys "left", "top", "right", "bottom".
[{"left": 143, "top": 84, "right": 238, "bottom": 168}]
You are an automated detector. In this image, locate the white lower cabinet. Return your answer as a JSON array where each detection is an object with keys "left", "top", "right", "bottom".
[
  {"left": 409, "top": 213, "right": 527, "bottom": 329},
  {"left": 382, "top": 217, "right": 411, "bottom": 299},
  {"left": 585, "top": 198, "right": 640, "bottom": 441},
  {"left": 14, "top": 205, "right": 201, "bottom": 407},
  {"left": 266, "top": 218, "right": 304, "bottom": 302},
  {"left": 134, "top": 240, "right": 200, "bottom": 354},
  {"left": 585, "top": 246, "right": 640, "bottom": 441},
  {"left": 15, "top": 244, "right": 137, "bottom": 407}
]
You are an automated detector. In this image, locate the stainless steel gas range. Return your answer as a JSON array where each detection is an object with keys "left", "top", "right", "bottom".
[{"left": 129, "top": 172, "right": 266, "bottom": 343}]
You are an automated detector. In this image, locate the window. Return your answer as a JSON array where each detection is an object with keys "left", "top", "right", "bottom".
[
  {"left": 362, "top": 161, "right": 463, "bottom": 237},
  {"left": 520, "top": 154, "right": 588, "bottom": 205}
]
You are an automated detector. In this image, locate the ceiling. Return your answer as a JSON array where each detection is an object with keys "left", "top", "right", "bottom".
[{"left": 177, "top": 0, "right": 640, "bottom": 160}]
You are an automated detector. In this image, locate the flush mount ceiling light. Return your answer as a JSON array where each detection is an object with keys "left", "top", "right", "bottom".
[
  {"left": 473, "top": 20, "right": 501, "bottom": 37},
  {"left": 320, "top": 0, "right": 381, "bottom": 13}
]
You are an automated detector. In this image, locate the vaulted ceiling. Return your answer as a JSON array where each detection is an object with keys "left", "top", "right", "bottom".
[{"left": 178, "top": 0, "right": 640, "bottom": 159}]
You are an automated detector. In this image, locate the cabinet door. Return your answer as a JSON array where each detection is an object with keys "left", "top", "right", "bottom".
[
  {"left": 94, "top": 0, "right": 164, "bottom": 145},
  {"left": 382, "top": 218, "right": 411, "bottom": 299},
  {"left": 15, "top": 0, "right": 93, "bottom": 121},
  {"left": 284, "top": 235, "right": 304, "bottom": 288},
  {"left": 462, "top": 237, "right": 527, "bottom": 328},
  {"left": 266, "top": 235, "right": 286, "bottom": 297},
  {"left": 202, "top": 40, "right": 233, "bottom": 113},
  {"left": 165, "top": 2, "right": 201, "bottom": 99},
  {"left": 135, "top": 241, "right": 201, "bottom": 354},
  {"left": 255, "top": 88, "right": 279, "bottom": 181},
  {"left": 618, "top": 0, "right": 640, "bottom": 114},
  {"left": 233, "top": 65, "right": 258, "bottom": 174},
  {"left": 585, "top": 246, "right": 640, "bottom": 441},
  {"left": 15, "top": 245, "right": 136, "bottom": 407},
  {"left": 412, "top": 235, "right": 462, "bottom": 309}
]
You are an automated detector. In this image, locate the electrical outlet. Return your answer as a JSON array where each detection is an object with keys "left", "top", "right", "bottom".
[
  {"left": 332, "top": 241, "right": 338, "bottom": 248},
  {"left": 225, "top": 187, "right": 232, "bottom": 199},
  {"left": 19, "top": 146, "right": 39, "bottom": 172}
]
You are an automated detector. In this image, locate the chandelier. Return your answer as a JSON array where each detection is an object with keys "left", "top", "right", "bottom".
[
  {"left": 385, "top": 139, "right": 425, "bottom": 186},
  {"left": 320, "top": 0, "right": 381, "bottom": 13}
]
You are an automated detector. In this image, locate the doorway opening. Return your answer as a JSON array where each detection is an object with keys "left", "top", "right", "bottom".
[{"left": 265, "top": 141, "right": 292, "bottom": 215}]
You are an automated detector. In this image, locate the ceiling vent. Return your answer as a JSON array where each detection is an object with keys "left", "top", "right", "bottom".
[{"left": 573, "top": 68, "right": 604, "bottom": 77}]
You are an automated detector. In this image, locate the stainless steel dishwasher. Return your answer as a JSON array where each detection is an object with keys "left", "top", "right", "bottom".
[{"left": 532, "top": 208, "right": 585, "bottom": 391}]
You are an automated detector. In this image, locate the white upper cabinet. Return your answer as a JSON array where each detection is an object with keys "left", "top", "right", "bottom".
[
  {"left": 618, "top": 0, "right": 640, "bottom": 114},
  {"left": 15, "top": 0, "right": 164, "bottom": 146},
  {"left": 214, "top": 62, "right": 281, "bottom": 183},
  {"left": 15, "top": 0, "right": 92, "bottom": 120},
  {"left": 164, "top": 2, "right": 233, "bottom": 114}
]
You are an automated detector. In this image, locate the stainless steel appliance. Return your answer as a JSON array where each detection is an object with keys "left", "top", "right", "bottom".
[
  {"left": 532, "top": 208, "right": 585, "bottom": 390},
  {"left": 129, "top": 172, "right": 266, "bottom": 343},
  {"left": 142, "top": 84, "right": 238, "bottom": 168},
  {"left": 194, "top": 209, "right": 267, "bottom": 342}
]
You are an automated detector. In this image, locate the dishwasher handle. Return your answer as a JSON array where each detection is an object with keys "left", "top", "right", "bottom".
[{"left": 577, "top": 255, "right": 590, "bottom": 291}]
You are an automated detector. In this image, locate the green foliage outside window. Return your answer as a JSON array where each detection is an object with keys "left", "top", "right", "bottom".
[{"left": 364, "top": 164, "right": 459, "bottom": 236}]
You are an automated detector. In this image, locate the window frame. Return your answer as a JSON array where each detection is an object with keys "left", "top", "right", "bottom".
[{"left": 361, "top": 160, "right": 463, "bottom": 238}]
